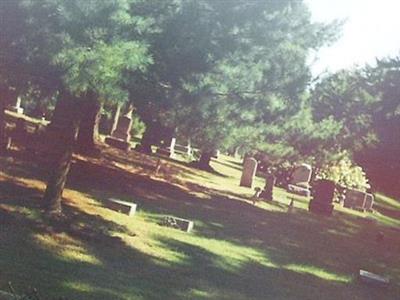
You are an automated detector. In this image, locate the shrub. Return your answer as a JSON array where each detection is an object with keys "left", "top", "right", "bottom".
[{"left": 317, "top": 154, "right": 370, "bottom": 191}]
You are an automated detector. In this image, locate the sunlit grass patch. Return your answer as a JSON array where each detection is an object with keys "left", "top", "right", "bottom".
[
  {"left": 34, "top": 233, "right": 102, "bottom": 266},
  {"left": 284, "top": 264, "right": 352, "bottom": 283},
  {"left": 63, "top": 281, "right": 137, "bottom": 299},
  {"left": 163, "top": 234, "right": 277, "bottom": 272},
  {"left": 375, "top": 193, "right": 400, "bottom": 210}
]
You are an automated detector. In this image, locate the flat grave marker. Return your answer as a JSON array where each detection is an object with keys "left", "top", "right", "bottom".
[
  {"left": 161, "top": 216, "right": 194, "bottom": 232},
  {"left": 359, "top": 269, "right": 389, "bottom": 287},
  {"left": 105, "top": 198, "right": 137, "bottom": 216}
]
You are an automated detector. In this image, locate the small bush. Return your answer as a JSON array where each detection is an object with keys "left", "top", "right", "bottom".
[{"left": 318, "top": 155, "right": 370, "bottom": 191}]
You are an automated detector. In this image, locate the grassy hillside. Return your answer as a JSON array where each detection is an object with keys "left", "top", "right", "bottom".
[{"left": 0, "top": 146, "right": 399, "bottom": 299}]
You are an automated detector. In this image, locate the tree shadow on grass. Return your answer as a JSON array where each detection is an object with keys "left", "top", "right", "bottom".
[
  {"left": 152, "top": 236, "right": 398, "bottom": 300},
  {"left": 2, "top": 151, "right": 400, "bottom": 299},
  {"left": 0, "top": 179, "right": 204, "bottom": 300},
  {"left": 63, "top": 155, "right": 399, "bottom": 278}
]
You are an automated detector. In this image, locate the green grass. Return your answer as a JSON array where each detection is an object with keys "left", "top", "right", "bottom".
[{"left": 0, "top": 149, "right": 399, "bottom": 300}]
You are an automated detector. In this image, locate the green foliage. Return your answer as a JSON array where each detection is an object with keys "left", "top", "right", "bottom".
[
  {"left": 125, "top": 0, "right": 341, "bottom": 157},
  {"left": 131, "top": 113, "right": 146, "bottom": 137},
  {"left": 310, "top": 70, "right": 379, "bottom": 152},
  {"left": 1, "top": 0, "right": 154, "bottom": 104},
  {"left": 310, "top": 55, "right": 400, "bottom": 195},
  {"left": 318, "top": 152, "right": 370, "bottom": 191},
  {"left": 54, "top": 40, "right": 152, "bottom": 101}
]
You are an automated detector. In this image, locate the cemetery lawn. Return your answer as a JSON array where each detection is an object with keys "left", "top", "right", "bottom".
[{"left": 1, "top": 147, "right": 400, "bottom": 300}]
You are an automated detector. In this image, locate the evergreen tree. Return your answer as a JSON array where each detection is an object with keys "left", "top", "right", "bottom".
[
  {"left": 162, "top": 0, "right": 340, "bottom": 168},
  {"left": 309, "top": 56, "right": 400, "bottom": 195},
  {"left": 1, "top": 0, "right": 154, "bottom": 214}
]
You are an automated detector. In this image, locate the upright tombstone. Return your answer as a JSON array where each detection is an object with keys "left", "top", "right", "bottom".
[
  {"left": 291, "top": 164, "right": 312, "bottom": 186},
  {"left": 8, "top": 96, "right": 24, "bottom": 114},
  {"left": 105, "top": 107, "right": 133, "bottom": 150},
  {"left": 309, "top": 179, "right": 335, "bottom": 216},
  {"left": 344, "top": 189, "right": 366, "bottom": 210},
  {"left": 344, "top": 189, "right": 374, "bottom": 212},
  {"left": 287, "top": 163, "right": 312, "bottom": 197},
  {"left": 259, "top": 173, "right": 276, "bottom": 201},
  {"left": 240, "top": 157, "right": 258, "bottom": 188},
  {"left": 112, "top": 115, "right": 132, "bottom": 140}
]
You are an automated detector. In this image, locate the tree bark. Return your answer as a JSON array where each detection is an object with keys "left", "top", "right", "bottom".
[
  {"left": 198, "top": 151, "right": 213, "bottom": 170},
  {"left": 76, "top": 93, "right": 101, "bottom": 155},
  {"left": 43, "top": 92, "right": 80, "bottom": 215}
]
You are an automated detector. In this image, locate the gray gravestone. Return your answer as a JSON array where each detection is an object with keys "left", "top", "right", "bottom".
[
  {"left": 259, "top": 173, "right": 276, "bottom": 201},
  {"left": 288, "top": 163, "right": 312, "bottom": 197},
  {"left": 105, "top": 109, "right": 133, "bottom": 150},
  {"left": 290, "top": 164, "right": 312, "bottom": 187},
  {"left": 240, "top": 157, "right": 258, "bottom": 188},
  {"left": 111, "top": 115, "right": 133, "bottom": 142},
  {"left": 344, "top": 189, "right": 366, "bottom": 210}
]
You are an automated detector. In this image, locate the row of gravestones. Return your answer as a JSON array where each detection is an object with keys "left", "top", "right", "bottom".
[
  {"left": 104, "top": 110, "right": 192, "bottom": 158},
  {"left": 239, "top": 157, "right": 375, "bottom": 215}
]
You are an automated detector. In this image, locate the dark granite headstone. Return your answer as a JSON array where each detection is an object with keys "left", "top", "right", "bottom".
[
  {"left": 309, "top": 179, "right": 336, "bottom": 216},
  {"left": 105, "top": 109, "right": 133, "bottom": 151},
  {"left": 259, "top": 173, "right": 276, "bottom": 201},
  {"left": 105, "top": 198, "right": 137, "bottom": 216}
]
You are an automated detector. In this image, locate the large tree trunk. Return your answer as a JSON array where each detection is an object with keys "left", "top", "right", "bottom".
[
  {"left": 198, "top": 151, "right": 213, "bottom": 170},
  {"left": 76, "top": 93, "right": 101, "bottom": 155},
  {"left": 43, "top": 92, "right": 80, "bottom": 215}
]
